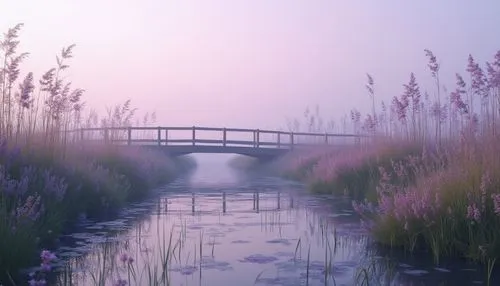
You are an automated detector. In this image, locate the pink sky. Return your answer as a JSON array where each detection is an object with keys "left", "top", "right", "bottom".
[{"left": 1, "top": 0, "right": 499, "bottom": 131}]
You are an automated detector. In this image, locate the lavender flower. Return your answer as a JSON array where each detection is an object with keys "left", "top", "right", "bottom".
[
  {"left": 491, "top": 194, "right": 500, "bottom": 215},
  {"left": 466, "top": 204, "right": 481, "bottom": 222}
]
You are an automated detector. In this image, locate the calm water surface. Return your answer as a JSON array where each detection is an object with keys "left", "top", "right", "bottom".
[{"left": 40, "top": 155, "right": 499, "bottom": 285}]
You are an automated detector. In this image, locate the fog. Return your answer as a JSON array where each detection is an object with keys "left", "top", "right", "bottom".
[{"left": 1, "top": 0, "right": 500, "bottom": 131}]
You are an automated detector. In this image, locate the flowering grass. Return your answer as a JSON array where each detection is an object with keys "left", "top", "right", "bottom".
[
  {"left": 0, "top": 139, "right": 194, "bottom": 284},
  {"left": 277, "top": 142, "right": 422, "bottom": 200},
  {"left": 354, "top": 134, "right": 500, "bottom": 265},
  {"left": 280, "top": 47, "right": 500, "bottom": 270},
  {"left": 0, "top": 24, "right": 196, "bottom": 285}
]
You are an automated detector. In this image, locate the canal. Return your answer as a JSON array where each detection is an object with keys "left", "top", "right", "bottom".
[{"left": 36, "top": 155, "right": 499, "bottom": 285}]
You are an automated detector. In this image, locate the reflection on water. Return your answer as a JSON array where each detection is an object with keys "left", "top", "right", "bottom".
[{"left": 43, "top": 158, "right": 499, "bottom": 286}]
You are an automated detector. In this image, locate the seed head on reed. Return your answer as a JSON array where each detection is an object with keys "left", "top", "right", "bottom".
[{"left": 424, "top": 49, "right": 439, "bottom": 77}]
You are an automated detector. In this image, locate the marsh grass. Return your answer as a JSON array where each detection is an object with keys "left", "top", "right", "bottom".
[
  {"left": 354, "top": 256, "right": 398, "bottom": 286},
  {"left": 52, "top": 221, "right": 212, "bottom": 286},
  {"left": 280, "top": 142, "right": 423, "bottom": 200},
  {"left": 280, "top": 48, "right": 500, "bottom": 281},
  {"left": 0, "top": 24, "right": 195, "bottom": 285}
]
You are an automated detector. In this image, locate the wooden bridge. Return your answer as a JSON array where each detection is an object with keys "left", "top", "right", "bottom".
[{"left": 66, "top": 126, "right": 367, "bottom": 160}]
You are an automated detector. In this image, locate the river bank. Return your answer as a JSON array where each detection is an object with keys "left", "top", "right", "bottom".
[
  {"left": 0, "top": 140, "right": 196, "bottom": 285},
  {"left": 254, "top": 49, "right": 500, "bottom": 280}
]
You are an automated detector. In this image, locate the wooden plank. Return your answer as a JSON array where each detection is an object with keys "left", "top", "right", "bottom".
[
  {"left": 192, "top": 126, "right": 224, "bottom": 132},
  {"left": 162, "top": 127, "right": 192, "bottom": 131}
]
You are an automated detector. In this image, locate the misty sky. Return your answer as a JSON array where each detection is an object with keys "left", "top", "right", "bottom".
[{"left": 1, "top": 0, "right": 499, "bottom": 131}]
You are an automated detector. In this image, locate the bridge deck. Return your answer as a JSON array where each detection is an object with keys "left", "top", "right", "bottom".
[{"left": 64, "top": 126, "right": 368, "bottom": 158}]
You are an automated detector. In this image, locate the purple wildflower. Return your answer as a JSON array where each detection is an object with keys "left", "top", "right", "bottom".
[
  {"left": 40, "top": 250, "right": 56, "bottom": 261},
  {"left": 491, "top": 194, "right": 500, "bottom": 215},
  {"left": 466, "top": 204, "right": 481, "bottom": 221}
]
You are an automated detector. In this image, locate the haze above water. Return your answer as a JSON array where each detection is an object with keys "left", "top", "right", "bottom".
[
  {"left": 45, "top": 156, "right": 498, "bottom": 286},
  {"left": 187, "top": 154, "right": 244, "bottom": 188}
]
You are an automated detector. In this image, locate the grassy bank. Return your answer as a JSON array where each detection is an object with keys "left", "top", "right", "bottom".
[
  {"left": 0, "top": 138, "right": 196, "bottom": 285},
  {"left": 354, "top": 133, "right": 500, "bottom": 265},
  {"left": 277, "top": 48, "right": 500, "bottom": 269},
  {"left": 273, "top": 142, "right": 422, "bottom": 200}
]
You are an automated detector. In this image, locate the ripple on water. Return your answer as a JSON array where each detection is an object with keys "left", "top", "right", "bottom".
[
  {"left": 85, "top": 225, "right": 105, "bottom": 230},
  {"left": 273, "top": 251, "right": 295, "bottom": 258},
  {"left": 275, "top": 258, "right": 354, "bottom": 279},
  {"left": 266, "top": 238, "right": 292, "bottom": 246},
  {"left": 231, "top": 240, "right": 250, "bottom": 244},
  {"left": 434, "top": 267, "right": 451, "bottom": 273},
  {"left": 58, "top": 251, "right": 83, "bottom": 258},
  {"left": 95, "top": 220, "right": 128, "bottom": 230},
  {"left": 206, "top": 241, "right": 222, "bottom": 246},
  {"left": 204, "top": 231, "right": 226, "bottom": 238},
  {"left": 200, "top": 256, "right": 233, "bottom": 271},
  {"left": 239, "top": 254, "right": 278, "bottom": 264},
  {"left": 328, "top": 213, "right": 352, "bottom": 218},
  {"left": 170, "top": 265, "right": 198, "bottom": 275},
  {"left": 403, "top": 269, "right": 430, "bottom": 276},
  {"left": 70, "top": 232, "right": 93, "bottom": 240},
  {"left": 255, "top": 276, "right": 305, "bottom": 286}
]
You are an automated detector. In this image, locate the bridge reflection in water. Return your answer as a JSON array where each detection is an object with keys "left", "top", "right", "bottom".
[{"left": 156, "top": 191, "right": 295, "bottom": 216}]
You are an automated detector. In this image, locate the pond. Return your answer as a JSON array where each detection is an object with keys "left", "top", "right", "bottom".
[{"left": 29, "top": 155, "right": 500, "bottom": 285}]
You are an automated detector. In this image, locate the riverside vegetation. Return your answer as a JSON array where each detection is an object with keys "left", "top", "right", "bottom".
[
  {"left": 0, "top": 24, "right": 195, "bottom": 285},
  {"left": 276, "top": 48, "right": 500, "bottom": 279},
  {"left": 4, "top": 21, "right": 500, "bottom": 285}
]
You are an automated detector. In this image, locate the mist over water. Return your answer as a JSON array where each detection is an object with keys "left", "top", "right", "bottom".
[{"left": 187, "top": 154, "right": 247, "bottom": 188}]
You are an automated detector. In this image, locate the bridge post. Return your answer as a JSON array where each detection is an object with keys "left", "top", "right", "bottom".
[
  {"left": 324, "top": 132, "right": 328, "bottom": 145},
  {"left": 256, "top": 129, "right": 260, "bottom": 148},
  {"left": 192, "top": 193, "right": 195, "bottom": 214},
  {"left": 290, "top": 132, "right": 294, "bottom": 150},
  {"left": 222, "top": 192, "right": 226, "bottom": 213},
  {"left": 104, "top": 128, "right": 109, "bottom": 144},
  {"left": 127, "top": 127, "right": 132, "bottom": 145},
  {"left": 165, "top": 129, "right": 168, "bottom": 145},
  {"left": 157, "top": 127, "right": 161, "bottom": 146},
  {"left": 255, "top": 192, "right": 260, "bottom": 213},
  {"left": 223, "top": 128, "right": 227, "bottom": 147},
  {"left": 277, "top": 192, "right": 280, "bottom": 210},
  {"left": 192, "top": 126, "right": 196, "bottom": 146},
  {"left": 277, "top": 132, "right": 281, "bottom": 148}
]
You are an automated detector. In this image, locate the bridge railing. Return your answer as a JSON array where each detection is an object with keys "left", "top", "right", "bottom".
[{"left": 64, "top": 126, "right": 370, "bottom": 149}]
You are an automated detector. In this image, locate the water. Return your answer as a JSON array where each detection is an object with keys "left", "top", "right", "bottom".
[{"left": 33, "top": 155, "right": 499, "bottom": 285}]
